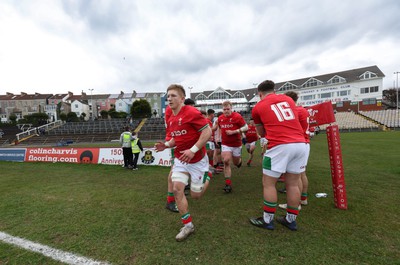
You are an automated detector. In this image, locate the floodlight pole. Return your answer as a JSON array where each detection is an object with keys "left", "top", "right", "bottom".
[
  {"left": 188, "top": 86, "right": 193, "bottom": 99},
  {"left": 354, "top": 94, "right": 359, "bottom": 113},
  {"left": 395, "top": 72, "right": 399, "bottom": 118},
  {"left": 89, "top": 88, "right": 94, "bottom": 120}
]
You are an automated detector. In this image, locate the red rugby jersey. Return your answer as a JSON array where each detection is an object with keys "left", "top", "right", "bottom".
[
  {"left": 166, "top": 105, "right": 209, "bottom": 163},
  {"left": 252, "top": 93, "right": 305, "bottom": 149},
  {"left": 245, "top": 125, "right": 258, "bottom": 143},
  {"left": 217, "top": 112, "right": 246, "bottom": 147}
]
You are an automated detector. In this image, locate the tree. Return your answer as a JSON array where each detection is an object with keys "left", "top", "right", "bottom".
[
  {"left": 66, "top": 112, "right": 79, "bottom": 122},
  {"left": 131, "top": 99, "right": 151, "bottom": 118},
  {"left": 382, "top": 88, "right": 399, "bottom": 108},
  {"left": 21, "top": 113, "right": 49, "bottom": 126},
  {"left": 108, "top": 108, "right": 118, "bottom": 119},
  {"left": 60, "top": 113, "right": 67, "bottom": 122},
  {"left": 118, "top": 111, "right": 128, "bottom": 119},
  {"left": 80, "top": 112, "right": 87, "bottom": 121},
  {"left": 100, "top": 110, "right": 108, "bottom": 119},
  {"left": 9, "top": 114, "right": 17, "bottom": 124}
]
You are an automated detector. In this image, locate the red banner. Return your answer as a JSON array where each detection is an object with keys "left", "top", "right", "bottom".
[
  {"left": 326, "top": 125, "right": 347, "bottom": 210},
  {"left": 25, "top": 147, "right": 100, "bottom": 164},
  {"left": 306, "top": 101, "right": 336, "bottom": 126}
]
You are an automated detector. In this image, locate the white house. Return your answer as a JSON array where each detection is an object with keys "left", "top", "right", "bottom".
[{"left": 71, "top": 100, "right": 90, "bottom": 121}]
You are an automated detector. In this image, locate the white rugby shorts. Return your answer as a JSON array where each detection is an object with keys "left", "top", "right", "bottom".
[
  {"left": 262, "top": 143, "right": 307, "bottom": 178},
  {"left": 221, "top": 145, "right": 242, "bottom": 157},
  {"left": 172, "top": 155, "right": 209, "bottom": 192}
]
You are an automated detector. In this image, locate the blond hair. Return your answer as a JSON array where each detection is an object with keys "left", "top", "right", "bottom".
[
  {"left": 222, "top": 101, "right": 232, "bottom": 107},
  {"left": 167, "top": 84, "right": 186, "bottom": 97}
]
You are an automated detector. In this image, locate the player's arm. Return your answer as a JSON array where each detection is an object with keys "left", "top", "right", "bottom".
[
  {"left": 226, "top": 123, "right": 248, "bottom": 135},
  {"left": 154, "top": 138, "right": 176, "bottom": 152},
  {"left": 238, "top": 123, "right": 248, "bottom": 133},
  {"left": 255, "top": 124, "right": 268, "bottom": 148},
  {"left": 238, "top": 115, "right": 249, "bottom": 133},
  {"left": 255, "top": 124, "right": 265, "bottom": 139},
  {"left": 211, "top": 120, "right": 219, "bottom": 131}
]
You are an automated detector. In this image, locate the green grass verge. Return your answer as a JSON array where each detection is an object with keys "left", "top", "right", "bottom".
[{"left": 0, "top": 131, "right": 399, "bottom": 264}]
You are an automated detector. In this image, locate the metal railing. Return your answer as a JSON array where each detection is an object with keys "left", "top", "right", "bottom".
[{"left": 16, "top": 120, "right": 63, "bottom": 141}]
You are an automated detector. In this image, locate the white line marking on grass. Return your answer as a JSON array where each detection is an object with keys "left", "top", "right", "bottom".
[{"left": 0, "top": 231, "right": 111, "bottom": 265}]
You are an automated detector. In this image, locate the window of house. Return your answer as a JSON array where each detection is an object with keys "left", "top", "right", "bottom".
[
  {"left": 320, "top": 92, "right": 332, "bottom": 99},
  {"left": 279, "top": 83, "right": 297, "bottom": 91},
  {"left": 362, "top": 98, "right": 376, "bottom": 105},
  {"left": 301, "top": 95, "right": 315, "bottom": 101},
  {"left": 209, "top": 91, "right": 229, "bottom": 100},
  {"left": 303, "top": 78, "right": 323, "bottom": 88},
  {"left": 369, "top": 86, "right": 378, "bottom": 93},
  {"left": 196, "top": 94, "right": 207, "bottom": 100},
  {"left": 360, "top": 72, "right": 377, "bottom": 80},
  {"left": 328, "top": 76, "right": 346, "bottom": 84},
  {"left": 232, "top": 92, "right": 245, "bottom": 99}
]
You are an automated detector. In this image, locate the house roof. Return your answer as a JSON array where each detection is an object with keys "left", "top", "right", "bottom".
[
  {"left": 49, "top": 94, "right": 68, "bottom": 100},
  {"left": 191, "top": 65, "right": 385, "bottom": 99},
  {"left": 275, "top": 65, "right": 385, "bottom": 90},
  {"left": 16, "top": 93, "right": 53, "bottom": 100}
]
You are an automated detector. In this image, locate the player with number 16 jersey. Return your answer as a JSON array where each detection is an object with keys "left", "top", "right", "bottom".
[{"left": 252, "top": 93, "right": 305, "bottom": 149}]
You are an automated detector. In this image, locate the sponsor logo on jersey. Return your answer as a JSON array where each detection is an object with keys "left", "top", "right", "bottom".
[{"left": 171, "top": 129, "right": 187, "bottom": 137}]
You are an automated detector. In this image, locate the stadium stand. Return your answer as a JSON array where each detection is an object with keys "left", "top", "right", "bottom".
[
  {"left": 5, "top": 110, "right": 398, "bottom": 146},
  {"left": 0, "top": 126, "right": 22, "bottom": 146},
  {"left": 319, "top": 112, "right": 380, "bottom": 132},
  {"left": 14, "top": 119, "right": 140, "bottom": 146},
  {"left": 137, "top": 117, "right": 166, "bottom": 141},
  {"left": 360, "top": 110, "right": 400, "bottom": 128}
]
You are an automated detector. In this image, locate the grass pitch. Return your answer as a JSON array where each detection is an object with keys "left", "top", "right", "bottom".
[{"left": 0, "top": 131, "right": 399, "bottom": 264}]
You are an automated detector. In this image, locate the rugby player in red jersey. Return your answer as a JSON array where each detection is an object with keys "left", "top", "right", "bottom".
[
  {"left": 278, "top": 91, "right": 311, "bottom": 210},
  {"left": 242, "top": 118, "right": 259, "bottom": 166},
  {"left": 250, "top": 80, "right": 307, "bottom": 231},
  {"left": 213, "top": 101, "right": 248, "bottom": 193},
  {"left": 164, "top": 105, "right": 179, "bottom": 213},
  {"left": 155, "top": 84, "right": 212, "bottom": 241}
]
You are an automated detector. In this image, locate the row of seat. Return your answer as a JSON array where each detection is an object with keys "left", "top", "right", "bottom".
[
  {"left": 360, "top": 110, "right": 400, "bottom": 128},
  {"left": 319, "top": 112, "right": 379, "bottom": 130},
  {"left": 18, "top": 134, "right": 119, "bottom": 146}
]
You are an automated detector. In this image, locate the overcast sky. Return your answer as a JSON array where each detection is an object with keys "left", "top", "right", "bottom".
[{"left": 1, "top": 0, "right": 400, "bottom": 96}]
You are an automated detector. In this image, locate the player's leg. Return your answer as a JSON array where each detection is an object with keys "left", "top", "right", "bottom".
[
  {"left": 172, "top": 171, "right": 194, "bottom": 242},
  {"left": 276, "top": 143, "right": 307, "bottom": 231},
  {"left": 300, "top": 171, "right": 309, "bottom": 205},
  {"left": 249, "top": 173, "right": 278, "bottom": 230},
  {"left": 190, "top": 156, "right": 211, "bottom": 199},
  {"left": 276, "top": 172, "right": 300, "bottom": 231},
  {"left": 221, "top": 147, "right": 233, "bottom": 193},
  {"left": 300, "top": 143, "right": 310, "bottom": 205},
  {"left": 166, "top": 169, "right": 178, "bottom": 212},
  {"left": 250, "top": 145, "right": 287, "bottom": 230},
  {"left": 247, "top": 142, "right": 256, "bottom": 166},
  {"left": 232, "top": 146, "right": 242, "bottom": 168}
]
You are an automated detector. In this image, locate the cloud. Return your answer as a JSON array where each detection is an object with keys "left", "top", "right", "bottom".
[{"left": 1, "top": 0, "right": 400, "bottom": 95}]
